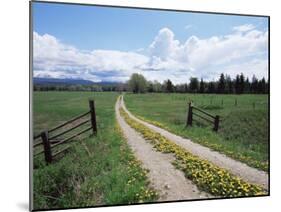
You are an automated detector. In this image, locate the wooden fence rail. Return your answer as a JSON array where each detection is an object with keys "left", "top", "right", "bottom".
[
  {"left": 186, "top": 102, "right": 220, "bottom": 132},
  {"left": 33, "top": 99, "right": 97, "bottom": 164}
]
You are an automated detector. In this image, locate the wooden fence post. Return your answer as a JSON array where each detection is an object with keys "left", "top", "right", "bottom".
[
  {"left": 41, "top": 131, "right": 52, "bottom": 164},
  {"left": 89, "top": 100, "right": 97, "bottom": 134},
  {"left": 186, "top": 102, "right": 193, "bottom": 126},
  {"left": 213, "top": 115, "right": 220, "bottom": 132}
]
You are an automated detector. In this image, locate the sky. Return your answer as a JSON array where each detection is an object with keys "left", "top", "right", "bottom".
[{"left": 32, "top": 2, "right": 269, "bottom": 83}]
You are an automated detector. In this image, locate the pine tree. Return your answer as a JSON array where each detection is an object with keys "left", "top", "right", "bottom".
[
  {"left": 235, "top": 74, "right": 240, "bottom": 94},
  {"left": 218, "top": 73, "right": 226, "bottom": 93},
  {"left": 207, "top": 81, "right": 215, "bottom": 93},
  {"left": 239, "top": 73, "right": 245, "bottom": 94},
  {"left": 189, "top": 77, "right": 199, "bottom": 93},
  {"left": 245, "top": 77, "right": 250, "bottom": 93},
  {"left": 225, "top": 75, "right": 233, "bottom": 94},
  {"left": 261, "top": 77, "right": 266, "bottom": 94},
  {"left": 251, "top": 75, "right": 258, "bottom": 93},
  {"left": 199, "top": 78, "right": 205, "bottom": 93}
]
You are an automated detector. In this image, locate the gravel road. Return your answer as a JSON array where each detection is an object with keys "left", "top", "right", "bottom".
[{"left": 115, "top": 97, "right": 212, "bottom": 201}]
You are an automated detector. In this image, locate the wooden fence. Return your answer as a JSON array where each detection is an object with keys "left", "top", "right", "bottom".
[
  {"left": 33, "top": 100, "right": 97, "bottom": 164},
  {"left": 186, "top": 102, "right": 220, "bottom": 132}
]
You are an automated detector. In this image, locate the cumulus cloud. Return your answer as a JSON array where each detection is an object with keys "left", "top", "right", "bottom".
[
  {"left": 33, "top": 32, "right": 148, "bottom": 82},
  {"left": 184, "top": 30, "right": 268, "bottom": 70},
  {"left": 148, "top": 28, "right": 180, "bottom": 61},
  {"left": 33, "top": 24, "right": 268, "bottom": 83},
  {"left": 143, "top": 26, "right": 267, "bottom": 80}
]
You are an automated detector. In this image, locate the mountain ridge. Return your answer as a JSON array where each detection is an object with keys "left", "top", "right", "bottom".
[{"left": 33, "top": 77, "right": 121, "bottom": 85}]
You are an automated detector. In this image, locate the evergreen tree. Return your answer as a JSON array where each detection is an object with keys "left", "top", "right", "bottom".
[
  {"left": 261, "top": 77, "right": 266, "bottom": 94},
  {"left": 239, "top": 73, "right": 245, "bottom": 94},
  {"left": 199, "top": 78, "right": 205, "bottom": 93},
  {"left": 207, "top": 82, "right": 215, "bottom": 93},
  {"left": 251, "top": 75, "right": 258, "bottom": 93},
  {"left": 265, "top": 79, "right": 269, "bottom": 94},
  {"left": 235, "top": 74, "right": 240, "bottom": 94},
  {"left": 225, "top": 75, "right": 233, "bottom": 94},
  {"left": 217, "top": 73, "right": 226, "bottom": 93},
  {"left": 189, "top": 77, "right": 199, "bottom": 93},
  {"left": 245, "top": 77, "right": 250, "bottom": 93}
]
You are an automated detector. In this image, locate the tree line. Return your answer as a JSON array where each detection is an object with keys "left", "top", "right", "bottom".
[
  {"left": 34, "top": 72, "right": 268, "bottom": 94},
  {"left": 128, "top": 73, "right": 269, "bottom": 94},
  {"left": 33, "top": 84, "right": 124, "bottom": 92}
]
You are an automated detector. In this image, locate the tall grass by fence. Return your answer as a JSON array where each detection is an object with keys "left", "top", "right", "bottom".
[{"left": 33, "top": 99, "right": 97, "bottom": 164}]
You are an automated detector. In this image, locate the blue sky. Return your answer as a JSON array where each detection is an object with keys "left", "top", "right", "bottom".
[{"left": 33, "top": 2, "right": 269, "bottom": 83}]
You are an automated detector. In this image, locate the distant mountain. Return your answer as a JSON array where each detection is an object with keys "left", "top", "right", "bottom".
[
  {"left": 33, "top": 77, "right": 121, "bottom": 85},
  {"left": 33, "top": 77, "right": 94, "bottom": 85}
]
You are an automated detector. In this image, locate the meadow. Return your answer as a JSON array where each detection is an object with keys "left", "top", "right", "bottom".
[
  {"left": 124, "top": 93, "right": 269, "bottom": 171},
  {"left": 33, "top": 92, "right": 157, "bottom": 210},
  {"left": 32, "top": 91, "right": 268, "bottom": 209}
]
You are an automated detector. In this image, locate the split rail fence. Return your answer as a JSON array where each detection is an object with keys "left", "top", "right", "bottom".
[
  {"left": 33, "top": 100, "right": 97, "bottom": 164},
  {"left": 186, "top": 102, "right": 220, "bottom": 132}
]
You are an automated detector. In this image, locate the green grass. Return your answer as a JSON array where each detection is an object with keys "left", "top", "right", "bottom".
[
  {"left": 119, "top": 106, "right": 266, "bottom": 197},
  {"left": 124, "top": 93, "right": 269, "bottom": 171},
  {"left": 33, "top": 92, "right": 157, "bottom": 210}
]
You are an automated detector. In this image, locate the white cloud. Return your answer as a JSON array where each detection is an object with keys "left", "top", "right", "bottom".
[
  {"left": 184, "top": 29, "right": 268, "bottom": 70},
  {"left": 232, "top": 24, "right": 255, "bottom": 32},
  {"left": 142, "top": 25, "right": 268, "bottom": 81},
  {"left": 217, "top": 59, "right": 268, "bottom": 80},
  {"left": 33, "top": 32, "right": 148, "bottom": 82},
  {"left": 33, "top": 24, "right": 268, "bottom": 83},
  {"left": 148, "top": 28, "right": 180, "bottom": 61}
]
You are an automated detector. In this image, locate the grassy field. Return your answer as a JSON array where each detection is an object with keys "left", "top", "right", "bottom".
[
  {"left": 33, "top": 92, "right": 157, "bottom": 210},
  {"left": 32, "top": 91, "right": 268, "bottom": 209},
  {"left": 124, "top": 93, "right": 269, "bottom": 171}
]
